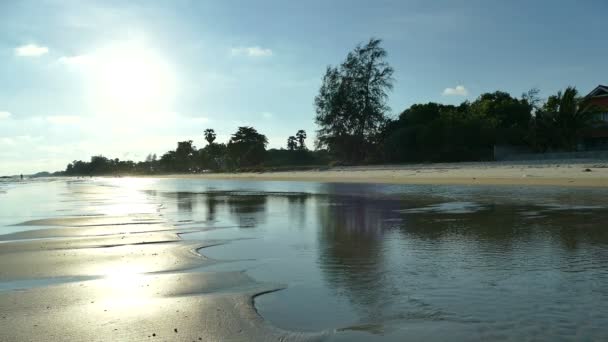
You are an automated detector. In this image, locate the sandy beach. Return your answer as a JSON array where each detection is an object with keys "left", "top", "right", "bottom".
[
  {"left": 2, "top": 176, "right": 608, "bottom": 341},
  {"left": 0, "top": 181, "right": 326, "bottom": 342},
  {"left": 159, "top": 160, "right": 608, "bottom": 187}
]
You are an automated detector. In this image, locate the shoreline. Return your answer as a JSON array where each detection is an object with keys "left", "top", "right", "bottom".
[
  {"left": 0, "top": 181, "right": 322, "bottom": 342},
  {"left": 151, "top": 161, "right": 608, "bottom": 188}
]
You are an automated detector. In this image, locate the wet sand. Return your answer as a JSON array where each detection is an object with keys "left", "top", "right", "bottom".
[
  {"left": 0, "top": 183, "right": 327, "bottom": 341},
  {"left": 3, "top": 177, "right": 608, "bottom": 341},
  {"left": 161, "top": 161, "right": 608, "bottom": 187}
]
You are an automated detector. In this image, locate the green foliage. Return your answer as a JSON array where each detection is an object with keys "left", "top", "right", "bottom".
[
  {"left": 382, "top": 92, "right": 533, "bottom": 162},
  {"left": 204, "top": 129, "right": 216, "bottom": 145},
  {"left": 264, "top": 149, "right": 327, "bottom": 167},
  {"left": 530, "top": 86, "right": 593, "bottom": 151},
  {"left": 314, "top": 38, "right": 394, "bottom": 163},
  {"left": 199, "top": 142, "right": 227, "bottom": 171},
  {"left": 174, "top": 140, "right": 197, "bottom": 172},
  {"left": 287, "top": 130, "right": 308, "bottom": 151},
  {"left": 287, "top": 136, "right": 297, "bottom": 151},
  {"left": 61, "top": 38, "right": 598, "bottom": 174},
  {"left": 227, "top": 126, "right": 268, "bottom": 168},
  {"left": 295, "top": 130, "right": 307, "bottom": 150},
  {"left": 65, "top": 155, "right": 137, "bottom": 175},
  {"left": 63, "top": 126, "right": 321, "bottom": 175},
  {"left": 468, "top": 91, "right": 532, "bottom": 145}
]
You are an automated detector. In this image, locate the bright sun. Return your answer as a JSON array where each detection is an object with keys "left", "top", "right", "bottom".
[{"left": 85, "top": 43, "right": 176, "bottom": 119}]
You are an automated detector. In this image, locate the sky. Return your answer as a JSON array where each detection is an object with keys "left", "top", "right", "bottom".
[{"left": 1, "top": 0, "right": 607, "bottom": 175}]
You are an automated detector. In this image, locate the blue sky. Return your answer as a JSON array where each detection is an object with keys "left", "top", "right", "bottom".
[{"left": 1, "top": 0, "right": 607, "bottom": 174}]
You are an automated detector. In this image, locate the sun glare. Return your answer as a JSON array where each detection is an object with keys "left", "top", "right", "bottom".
[
  {"left": 102, "top": 271, "right": 151, "bottom": 310},
  {"left": 85, "top": 43, "right": 176, "bottom": 120}
]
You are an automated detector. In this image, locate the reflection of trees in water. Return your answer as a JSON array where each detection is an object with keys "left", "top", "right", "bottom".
[
  {"left": 154, "top": 191, "right": 269, "bottom": 227},
  {"left": 152, "top": 191, "right": 196, "bottom": 215},
  {"left": 225, "top": 194, "right": 268, "bottom": 227},
  {"left": 317, "top": 196, "right": 608, "bottom": 323},
  {"left": 204, "top": 194, "right": 220, "bottom": 222},
  {"left": 287, "top": 193, "right": 309, "bottom": 205},
  {"left": 398, "top": 204, "right": 608, "bottom": 252},
  {"left": 398, "top": 203, "right": 608, "bottom": 285},
  {"left": 317, "top": 196, "right": 401, "bottom": 320},
  {"left": 531, "top": 209, "right": 608, "bottom": 252},
  {"left": 177, "top": 191, "right": 269, "bottom": 228},
  {"left": 287, "top": 193, "right": 312, "bottom": 228},
  {"left": 176, "top": 192, "right": 194, "bottom": 213},
  {"left": 222, "top": 191, "right": 312, "bottom": 228},
  {"left": 398, "top": 204, "right": 525, "bottom": 254}
]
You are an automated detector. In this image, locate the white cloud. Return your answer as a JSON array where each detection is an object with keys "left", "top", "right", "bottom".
[
  {"left": 0, "top": 111, "right": 11, "bottom": 119},
  {"left": 442, "top": 85, "right": 469, "bottom": 96},
  {"left": 231, "top": 46, "right": 273, "bottom": 57},
  {"left": 57, "top": 54, "right": 94, "bottom": 67},
  {"left": 15, "top": 44, "right": 49, "bottom": 57},
  {"left": 261, "top": 112, "right": 273, "bottom": 119},
  {"left": 46, "top": 115, "right": 81, "bottom": 125}
]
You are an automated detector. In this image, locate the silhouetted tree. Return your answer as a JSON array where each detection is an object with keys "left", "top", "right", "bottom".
[
  {"left": 227, "top": 127, "right": 268, "bottom": 167},
  {"left": 522, "top": 88, "right": 542, "bottom": 112},
  {"left": 159, "top": 151, "right": 177, "bottom": 171},
  {"left": 295, "top": 130, "right": 307, "bottom": 150},
  {"left": 198, "top": 141, "right": 228, "bottom": 171},
  {"left": 90, "top": 155, "right": 110, "bottom": 174},
  {"left": 287, "top": 136, "right": 298, "bottom": 151},
  {"left": 314, "top": 38, "right": 394, "bottom": 163},
  {"left": 204, "top": 129, "right": 216, "bottom": 145},
  {"left": 175, "top": 140, "right": 197, "bottom": 172}
]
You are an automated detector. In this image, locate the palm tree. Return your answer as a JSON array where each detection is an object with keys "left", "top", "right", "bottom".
[
  {"left": 204, "top": 129, "right": 216, "bottom": 145},
  {"left": 538, "top": 86, "right": 592, "bottom": 151},
  {"left": 295, "top": 130, "right": 307, "bottom": 150}
]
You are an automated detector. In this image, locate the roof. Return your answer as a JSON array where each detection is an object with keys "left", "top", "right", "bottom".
[{"left": 585, "top": 85, "right": 608, "bottom": 98}]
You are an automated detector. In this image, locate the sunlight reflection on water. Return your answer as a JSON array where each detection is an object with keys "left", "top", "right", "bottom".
[
  {"left": 2, "top": 178, "right": 608, "bottom": 341},
  {"left": 128, "top": 178, "right": 608, "bottom": 340}
]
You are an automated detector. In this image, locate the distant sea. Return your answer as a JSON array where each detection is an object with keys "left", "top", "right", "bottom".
[{"left": 0, "top": 177, "right": 16, "bottom": 194}]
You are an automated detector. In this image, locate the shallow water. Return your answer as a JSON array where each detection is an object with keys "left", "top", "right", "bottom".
[{"left": 1, "top": 178, "right": 608, "bottom": 340}]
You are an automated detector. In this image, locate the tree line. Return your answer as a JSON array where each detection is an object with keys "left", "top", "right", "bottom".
[
  {"left": 64, "top": 126, "right": 327, "bottom": 175},
  {"left": 63, "top": 38, "right": 601, "bottom": 175},
  {"left": 315, "top": 38, "right": 600, "bottom": 163}
]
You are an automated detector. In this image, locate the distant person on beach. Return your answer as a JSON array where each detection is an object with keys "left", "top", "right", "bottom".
[{"left": 20, "top": 174, "right": 23, "bottom": 180}]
